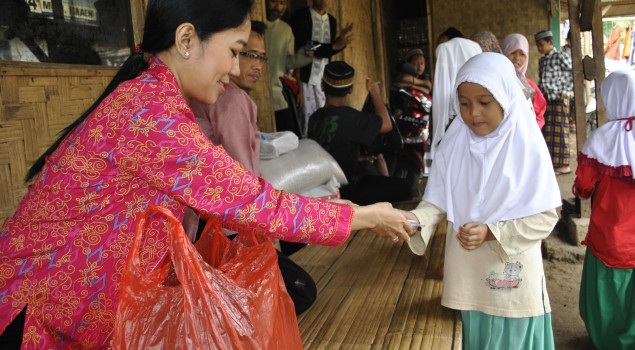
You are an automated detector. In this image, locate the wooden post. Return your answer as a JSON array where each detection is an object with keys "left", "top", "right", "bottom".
[
  {"left": 371, "top": 0, "right": 389, "bottom": 99},
  {"left": 249, "top": 0, "right": 276, "bottom": 133},
  {"left": 568, "top": 0, "right": 587, "bottom": 152},
  {"left": 566, "top": 0, "right": 608, "bottom": 244},
  {"left": 591, "top": 0, "right": 607, "bottom": 127}
]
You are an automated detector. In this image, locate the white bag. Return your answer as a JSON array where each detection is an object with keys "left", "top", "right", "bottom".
[
  {"left": 260, "top": 139, "right": 347, "bottom": 195},
  {"left": 259, "top": 131, "right": 299, "bottom": 159}
]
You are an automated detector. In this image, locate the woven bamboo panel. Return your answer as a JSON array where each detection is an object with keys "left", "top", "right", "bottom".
[
  {"left": 0, "top": 63, "right": 116, "bottom": 222},
  {"left": 337, "top": 0, "right": 388, "bottom": 109},
  {"left": 429, "top": 0, "right": 550, "bottom": 81}
]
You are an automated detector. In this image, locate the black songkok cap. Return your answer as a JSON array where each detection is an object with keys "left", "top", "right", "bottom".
[{"left": 323, "top": 61, "right": 355, "bottom": 90}]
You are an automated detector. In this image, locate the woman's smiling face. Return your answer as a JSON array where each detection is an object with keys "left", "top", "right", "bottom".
[{"left": 183, "top": 18, "right": 251, "bottom": 105}]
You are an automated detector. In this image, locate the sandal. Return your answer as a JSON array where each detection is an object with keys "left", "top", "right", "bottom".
[{"left": 555, "top": 168, "right": 572, "bottom": 175}]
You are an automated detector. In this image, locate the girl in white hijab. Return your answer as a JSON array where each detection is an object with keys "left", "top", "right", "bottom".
[
  {"left": 430, "top": 37, "right": 482, "bottom": 158},
  {"left": 574, "top": 70, "right": 635, "bottom": 350},
  {"left": 405, "top": 53, "right": 561, "bottom": 350}
]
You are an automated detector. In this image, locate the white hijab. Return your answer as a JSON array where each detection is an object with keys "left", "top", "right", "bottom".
[
  {"left": 424, "top": 53, "right": 561, "bottom": 228},
  {"left": 581, "top": 69, "right": 635, "bottom": 178},
  {"left": 431, "top": 38, "right": 482, "bottom": 158}
]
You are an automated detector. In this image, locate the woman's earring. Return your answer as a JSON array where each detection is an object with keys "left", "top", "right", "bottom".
[{"left": 184, "top": 51, "right": 190, "bottom": 58}]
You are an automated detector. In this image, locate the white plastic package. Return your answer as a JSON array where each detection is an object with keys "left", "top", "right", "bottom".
[
  {"left": 260, "top": 139, "right": 348, "bottom": 195},
  {"left": 259, "top": 131, "right": 299, "bottom": 159}
]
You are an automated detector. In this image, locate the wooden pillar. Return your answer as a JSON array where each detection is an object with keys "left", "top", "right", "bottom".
[
  {"left": 566, "top": 0, "right": 606, "bottom": 243},
  {"left": 590, "top": 0, "right": 607, "bottom": 127},
  {"left": 568, "top": 0, "right": 587, "bottom": 150},
  {"left": 371, "top": 0, "right": 389, "bottom": 98},
  {"left": 249, "top": 0, "right": 277, "bottom": 133},
  {"left": 129, "top": 1, "right": 147, "bottom": 45}
]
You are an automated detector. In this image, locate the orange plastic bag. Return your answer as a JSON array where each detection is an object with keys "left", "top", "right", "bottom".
[{"left": 112, "top": 205, "right": 303, "bottom": 349}]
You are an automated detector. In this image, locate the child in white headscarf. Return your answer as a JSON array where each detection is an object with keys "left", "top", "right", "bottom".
[
  {"left": 430, "top": 37, "right": 482, "bottom": 158},
  {"left": 405, "top": 53, "right": 561, "bottom": 349},
  {"left": 574, "top": 70, "right": 635, "bottom": 350}
]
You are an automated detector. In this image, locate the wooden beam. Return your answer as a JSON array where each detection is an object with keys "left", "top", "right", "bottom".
[
  {"left": 249, "top": 0, "right": 276, "bottom": 133},
  {"left": 371, "top": 0, "right": 389, "bottom": 99},
  {"left": 129, "top": 0, "right": 148, "bottom": 46},
  {"left": 579, "top": 0, "right": 594, "bottom": 31},
  {"left": 592, "top": 0, "right": 607, "bottom": 127},
  {"left": 568, "top": 0, "right": 607, "bottom": 220},
  {"left": 567, "top": 0, "right": 586, "bottom": 149}
]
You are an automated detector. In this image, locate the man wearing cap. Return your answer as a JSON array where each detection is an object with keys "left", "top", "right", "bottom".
[
  {"left": 308, "top": 61, "right": 412, "bottom": 205},
  {"left": 535, "top": 29, "right": 574, "bottom": 175}
]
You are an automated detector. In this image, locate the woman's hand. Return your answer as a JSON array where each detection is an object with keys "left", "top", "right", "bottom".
[
  {"left": 328, "top": 198, "right": 356, "bottom": 206},
  {"left": 351, "top": 203, "right": 414, "bottom": 242},
  {"left": 456, "top": 222, "right": 495, "bottom": 250}
]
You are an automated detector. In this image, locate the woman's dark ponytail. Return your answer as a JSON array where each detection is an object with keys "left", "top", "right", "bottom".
[{"left": 25, "top": 53, "right": 148, "bottom": 182}]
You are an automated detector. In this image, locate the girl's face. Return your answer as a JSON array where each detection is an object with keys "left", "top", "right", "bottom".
[
  {"left": 184, "top": 18, "right": 251, "bottom": 105},
  {"left": 506, "top": 49, "right": 526, "bottom": 72},
  {"left": 409, "top": 55, "right": 425, "bottom": 76},
  {"left": 458, "top": 82, "right": 504, "bottom": 137}
]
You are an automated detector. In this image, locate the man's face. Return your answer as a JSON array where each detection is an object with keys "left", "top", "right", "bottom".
[
  {"left": 535, "top": 39, "right": 553, "bottom": 55},
  {"left": 312, "top": 0, "right": 330, "bottom": 11},
  {"left": 231, "top": 31, "right": 266, "bottom": 91},
  {"left": 266, "top": 0, "right": 288, "bottom": 21}
]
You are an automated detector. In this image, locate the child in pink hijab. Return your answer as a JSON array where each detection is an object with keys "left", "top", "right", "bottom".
[{"left": 501, "top": 33, "right": 546, "bottom": 129}]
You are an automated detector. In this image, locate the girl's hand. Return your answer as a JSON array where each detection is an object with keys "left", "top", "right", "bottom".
[{"left": 456, "top": 222, "right": 494, "bottom": 250}]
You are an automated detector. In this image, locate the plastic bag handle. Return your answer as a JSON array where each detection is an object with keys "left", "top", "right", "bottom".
[
  {"left": 127, "top": 206, "right": 223, "bottom": 283},
  {"left": 126, "top": 206, "right": 245, "bottom": 347},
  {"left": 125, "top": 205, "right": 185, "bottom": 277}
]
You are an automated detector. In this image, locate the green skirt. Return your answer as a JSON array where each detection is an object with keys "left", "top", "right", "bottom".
[
  {"left": 579, "top": 249, "right": 635, "bottom": 350},
  {"left": 462, "top": 310, "right": 555, "bottom": 350}
]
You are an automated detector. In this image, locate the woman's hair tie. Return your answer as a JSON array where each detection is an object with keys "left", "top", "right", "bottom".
[{"left": 134, "top": 43, "right": 143, "bottom": 55}]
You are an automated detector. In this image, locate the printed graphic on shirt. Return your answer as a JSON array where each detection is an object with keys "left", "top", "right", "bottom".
[{"left": 486, "top": 260, "right": 523, "bottom": 289}]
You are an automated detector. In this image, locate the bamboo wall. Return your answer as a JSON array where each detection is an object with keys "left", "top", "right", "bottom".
[
  {"left": 0, "top": 63, "right": 117, "bottom": 221},
  {"left": 428, "top": 0, "right": 550, "bottom": 81},
  {"left": 309, "top": 0, "right": 387, "bottom": 109}
]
